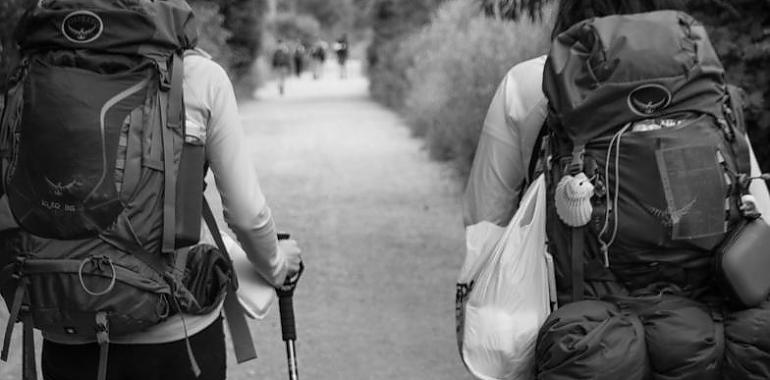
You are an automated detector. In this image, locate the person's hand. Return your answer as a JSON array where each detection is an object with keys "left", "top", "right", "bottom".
[{"left": 279, "top": 238, "right": 302, "bottom": 280}]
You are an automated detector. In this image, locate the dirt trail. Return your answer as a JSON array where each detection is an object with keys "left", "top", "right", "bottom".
[
  {"left": 221, "top": 62, "right": 472, "bottom": 380},
  {"left": 0, "top": 61, "right": 474, "bottom": 380}
]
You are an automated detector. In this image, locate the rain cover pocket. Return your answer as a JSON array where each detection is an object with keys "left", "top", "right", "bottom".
[{"left": 655, "top": 145, "right": 726, "bottom": 240}]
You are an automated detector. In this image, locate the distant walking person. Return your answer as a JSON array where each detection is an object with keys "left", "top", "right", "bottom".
[
  {"left": 272, "top": 39, "right": 292, "bottom": 95},
  {"left": 310, "top": 40, "right": 327, "bottom": 80},
  {"left": 333, "top": 34, "right": 349, "bottom": 79},
  {"left": 293, "top": 43, "right": 306, "bottom": 77}
]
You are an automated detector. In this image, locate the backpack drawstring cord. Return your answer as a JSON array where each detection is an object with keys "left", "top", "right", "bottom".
[
  {"left": 78, "top": 256, "right": 117, "bottom": 296},
  {"left": 598, "top": 123, "right": 631, "bottom": 267}
]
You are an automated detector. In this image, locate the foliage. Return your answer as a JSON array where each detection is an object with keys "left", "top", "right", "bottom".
[
  {"left": 296, "top": 0, "right": 356, "bottom": 36},
  {"left": 400, "top": 0, "right": 551, "bottom": 176},
  {"left": 478, "top": 0, "right": 552, "bottom": 20},
  {"left": 271, "top": 12, "right": 323, "bottom": 44},
  {"left": 217, "top": 0, "right": 268, "bottom": 83},
  {"left": 366, "top": 0, "right": 446, "bottom": 108},
  {"left": 687, "top": 0, "right": 770, "bottom": 172},
  {"left": 189, "top": 0, "right": 233, "bottom": 70},
  {"left": 0, "top": 0, "right": 32, "bottom": 92}
]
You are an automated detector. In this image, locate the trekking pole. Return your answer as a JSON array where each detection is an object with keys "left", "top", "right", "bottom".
[{"left": 276, "top": 233, "right": 304, "bottom": 380}]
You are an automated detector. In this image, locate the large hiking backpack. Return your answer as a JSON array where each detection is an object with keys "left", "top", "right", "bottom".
[
  {"left": 0, "top": 1, "right": 255, "bottom": 379},
  {"left": 538, "top": 10, "right": 754, "bottom": 305}
]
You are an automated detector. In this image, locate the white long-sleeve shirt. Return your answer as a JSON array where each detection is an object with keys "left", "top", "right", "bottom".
[{"left": 184, "top": 51, "right": 287, "bottom": 288}]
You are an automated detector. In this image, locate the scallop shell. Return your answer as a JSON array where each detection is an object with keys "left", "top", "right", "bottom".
[
  {"left": 555, "top": 173, "right": 594, "bottom": 227},
  {"left": 741, "top": 194, "right": 757, "bottom": 209}
]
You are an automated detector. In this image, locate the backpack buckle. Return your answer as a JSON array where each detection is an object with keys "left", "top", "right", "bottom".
[
  {"left": 11, "top": 256, "right": 26, "bottom": 280},
  {"left": 567, "top": 146, "right": 585, "bottom": 175},
  {"left": 717, "top": 118, "right": 734, "bottom": 142},
  {"left": 157, "top": 61, "right": 171, "bottom": 92}
]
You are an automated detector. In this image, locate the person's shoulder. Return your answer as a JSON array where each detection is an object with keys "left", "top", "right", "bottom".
[
  {"left": 505, "top": 55, "right": 546, "bottom": 81},
  {"left": 183, "top": 48, "right": 230, "bottom": 84}
]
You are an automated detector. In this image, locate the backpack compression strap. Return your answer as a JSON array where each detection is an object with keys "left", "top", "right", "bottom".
[
  {"left": 201, "top": 197, "right": 258, "bottom": 363},
  {"left": 571, "top": 227, "right": 584, "bottom": 302},
  {"left": 159, "top": 53, "right": 185, "bottom": 254},
  {"left": 22, "top": 313, "right": 35, "bottom": 380}
]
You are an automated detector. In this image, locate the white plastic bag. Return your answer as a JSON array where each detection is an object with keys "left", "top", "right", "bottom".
[
  {"left": 457, "top": 175, "right": 554, "bottom": 380},
  {"left": 224, "top": 234, "right": 277, "bottom": 319}
]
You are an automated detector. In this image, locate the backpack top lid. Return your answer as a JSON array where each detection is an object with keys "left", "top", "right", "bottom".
[
  {"left": 16, "top": 0, "right": 197, "bottom": 59},
  {"left": 543, "top": 10, "right": 726, "bottom": 146}
]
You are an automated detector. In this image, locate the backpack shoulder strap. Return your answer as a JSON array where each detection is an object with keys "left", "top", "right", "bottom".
[
  {"left": 158, "top": 52, "right": 185, "bottom": 254},
  {"left": 527, "top": 120, "right": 548, "bottom": 183},
  {"left": 201, "top": 197, "right": 258, "bottom": 363},
  {"left": 725, "top": 85, "right": 751, "bottom": 178}
]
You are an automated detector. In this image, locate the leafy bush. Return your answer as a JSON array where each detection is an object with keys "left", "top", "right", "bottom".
[
  {"left": 367, "top": 0, "right": 445, "bottom": 109},
  {"left": 688, "top": 0, "right": 770, "bottom": 172},
  {"left": 399, "top": 0, "right": 551, "bottom": 176}
]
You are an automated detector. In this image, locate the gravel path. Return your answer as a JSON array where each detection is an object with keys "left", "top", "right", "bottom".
[{"left": 221, "top": 62, "right": 472, "bottom": 380}]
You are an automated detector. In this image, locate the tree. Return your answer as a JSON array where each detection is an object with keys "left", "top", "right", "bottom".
[
  {"left": 688, "top": 0, "right": 770, "bottom": 171},
  {"left": 272, "top": 12, "right": 322, "bottom": 43},
  {"left": 218, "top": 0, "right": 269, "bottom": 81},
  {"left": 296, "top": 0, "right": 356, "bottom": 34},
  {"left": 0, "top": 0, "right": 32, "bottom": 92},
  {"left": 367, "top": 0, "right": 446, "bottom": 108},
  {"left": 189, "top": 0, "right": 233, "bottom": 69}
]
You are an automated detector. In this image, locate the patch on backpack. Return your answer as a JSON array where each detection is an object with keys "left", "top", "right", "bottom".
[
  {"left": 627, "top": 84, "right": 671, "bottom": 116},
  {"left": 644, "top": 198, "right": 697, "bottom": 228},
  {"left": 61, "top": 10, "right": 103, "bottom": 44}
]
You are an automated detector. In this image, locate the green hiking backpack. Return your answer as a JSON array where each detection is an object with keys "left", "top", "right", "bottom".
[
  {"left": 0, "top": 1, "right": 256, "bottom": 379},
  {"left": 537, "top": 10, "right": 754, "bottom": 305}
]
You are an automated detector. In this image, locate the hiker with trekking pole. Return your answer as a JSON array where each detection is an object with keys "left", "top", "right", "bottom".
[
  {"left": 0, "top": 1, "right": 303, "bottom": 379},
  {"left": 459, "top": 0, "right": 770, "bottom": 379}
]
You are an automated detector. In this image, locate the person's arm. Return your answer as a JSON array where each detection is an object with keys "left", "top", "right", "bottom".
[
  {"left": 462, "top": 57, "right": 548, "bottom": 227},
  {"left": 200, "top": 60, "right": 291, "bottom": 287}
]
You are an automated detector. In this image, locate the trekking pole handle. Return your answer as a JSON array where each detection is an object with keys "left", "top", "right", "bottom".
[
  {"left": 276, "top": 233, "right": 304, "bottom": 342},
  {"left": 279, "top": 295, "right": 297, "bottom": 341}
]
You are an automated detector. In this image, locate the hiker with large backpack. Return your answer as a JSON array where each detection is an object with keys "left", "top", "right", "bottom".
[
  {"left": 463, "top": 0, "right": 770, "bottom": 378},
  {"left": 0, "top": 1, "right": 302, "bottom": 380}
]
